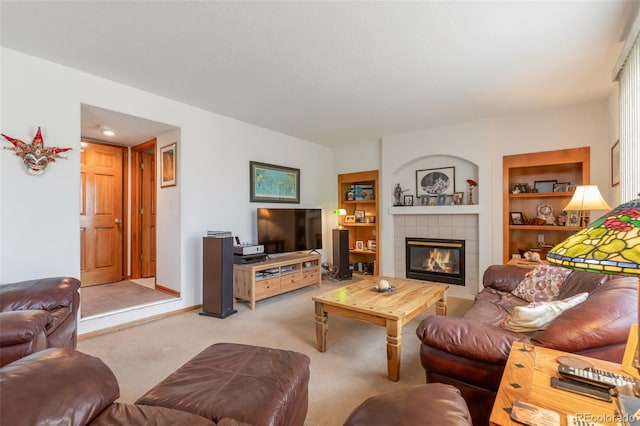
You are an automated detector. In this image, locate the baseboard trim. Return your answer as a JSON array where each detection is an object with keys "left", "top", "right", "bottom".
[
  {"left": 156, "top": 284, "right": 180, "bottom": 297},
  {"left": 78, "top": 304, "right": 202, "bottom": 340}
]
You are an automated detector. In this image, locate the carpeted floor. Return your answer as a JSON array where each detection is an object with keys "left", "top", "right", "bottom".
[
  {"left": 80, "top": 280, "right": 177, "bottom": 318},
  {"left": 78, "top": 278, "right": 473, "bottom": 425}
]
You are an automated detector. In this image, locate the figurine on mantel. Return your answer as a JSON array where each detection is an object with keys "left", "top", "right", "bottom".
[
  {"left": 466, "top": 179, "right": 478, "bottom": 205},
  {"left": 393, "top": 183, "right": 409, "bottom": 206}
]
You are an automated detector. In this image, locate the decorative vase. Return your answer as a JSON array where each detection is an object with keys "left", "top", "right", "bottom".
[{"left": 468, "top": 186, "right": 474, "bottom": 205}]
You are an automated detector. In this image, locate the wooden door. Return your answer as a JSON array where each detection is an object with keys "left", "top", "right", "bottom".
[
  {"left": 80, "top": 143, "right": 125, "bottom": 286},
  {"left": 141, "top": 151, "right": 156, "bottom": 277}
]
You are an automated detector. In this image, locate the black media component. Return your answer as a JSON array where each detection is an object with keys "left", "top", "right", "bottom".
[
  {"left": 200, "top": 236, "right": 237, "bottom": 319},
  {"left": 333, "top": 229, "right": 351, "bottom": 280}
]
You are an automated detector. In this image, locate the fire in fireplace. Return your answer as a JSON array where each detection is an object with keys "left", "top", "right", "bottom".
[{"left": 406, "top": 238, "right": 465, "bottom": 286}]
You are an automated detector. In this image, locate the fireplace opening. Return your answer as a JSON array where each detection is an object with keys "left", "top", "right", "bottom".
[{"left": 406, "top": 237, "right": 465, "bottom": 286}]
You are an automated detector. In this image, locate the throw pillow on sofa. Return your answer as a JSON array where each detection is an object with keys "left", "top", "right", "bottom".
[
  {"left": 501, "top": 292, "right": 589, "bottom": 333},
  {"left": 511, "top": 264, "right": 572, "bottom": 302}
]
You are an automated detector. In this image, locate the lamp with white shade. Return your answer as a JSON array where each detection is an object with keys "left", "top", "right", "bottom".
[{"left": 563, "top": 185, "right": 612, "bottom": 227}]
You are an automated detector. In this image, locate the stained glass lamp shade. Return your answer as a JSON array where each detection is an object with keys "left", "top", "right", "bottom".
[{"left": 547, "top": 195, "right": 640, "bottom": 371}]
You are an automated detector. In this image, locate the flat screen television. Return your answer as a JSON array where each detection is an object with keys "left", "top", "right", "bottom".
[{"left": 257, "top": 208, "right": 322, "bottom": 254}]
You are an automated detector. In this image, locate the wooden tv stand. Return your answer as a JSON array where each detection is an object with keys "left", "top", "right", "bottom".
[{"left": 233, "top": 252, "right": 322, "bottom": 310}]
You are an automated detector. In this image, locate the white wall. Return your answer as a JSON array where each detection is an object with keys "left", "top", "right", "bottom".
[{"left": 1, "top": 48, "right": 333, "bottom": 333}]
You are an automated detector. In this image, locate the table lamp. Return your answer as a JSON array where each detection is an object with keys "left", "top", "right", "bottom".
[
  {"left": 563, "top": 185, "right": 612, "bottom": 227},
  {"left": 334, "top": 208, "right": 347, "bottom": 229},
  {"left": 547, "top": 194, "right": 640, "bottom": 373}
]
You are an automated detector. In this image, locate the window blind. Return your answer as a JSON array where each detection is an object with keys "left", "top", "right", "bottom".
[{"left": 618, "top": 26, "right": 640, "bottom": 202}]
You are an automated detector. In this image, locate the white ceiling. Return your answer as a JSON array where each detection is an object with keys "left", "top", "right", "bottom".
[{"left": 1, "top": 1, "right": 638, "bottom": 148}]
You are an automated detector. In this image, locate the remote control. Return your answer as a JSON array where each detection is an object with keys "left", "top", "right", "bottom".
[
  {"left": 558, "top": 364, "right": 638, "bottom": 389},
  {"left": 550, "top": 377, "right": 612, "bottom": 402}
]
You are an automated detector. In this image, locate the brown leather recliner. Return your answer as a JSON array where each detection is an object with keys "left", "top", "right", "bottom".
[
  {"left": 416, "top": 264, "right": 637, "bottom": 426},
  {"left": 0, "top": 277, "right": 80, "bottom": 366}
]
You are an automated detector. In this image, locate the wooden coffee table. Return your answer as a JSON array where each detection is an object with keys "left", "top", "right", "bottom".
[{"left": 312, "top": 276, "right": 448, "bottom": 381}]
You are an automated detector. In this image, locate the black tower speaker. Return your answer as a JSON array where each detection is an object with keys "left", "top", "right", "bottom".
[
  {"left": 201, "top": 236, "right": 237, "bottom": 318},
  {"left": 332, "top": 229, "right": 352, "bottom": 280}
]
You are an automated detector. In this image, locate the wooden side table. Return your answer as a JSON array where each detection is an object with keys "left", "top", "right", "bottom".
[{"left": 490, "top": 342, "right": 622, "bottom": 425}]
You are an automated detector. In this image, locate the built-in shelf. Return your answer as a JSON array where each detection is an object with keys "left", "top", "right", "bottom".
[{"left": 389, "top": 205, "right": 481, "bottom": 215}]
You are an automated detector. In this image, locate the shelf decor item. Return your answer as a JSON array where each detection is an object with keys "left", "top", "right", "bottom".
[
  {"left": 534, "top": 180, "right": 557, "bottom": 193},
  {"left": 546, "top": 194, "right": 640, "bottom": 376},
  {"left": 510, "top": 212, "right": 524, "bottom": 225},
  {"left": 354, "top": 210, "right": 365, "bottom": 223},
  {"left": 416, "top": 167, "right": 455, "bottom": 197},
  {"left": 536, "top": 203, "right": 555, "bottom": 224},
  {"left": 553, "top": 182, "right": 570, "bottom": 192},
  {"left": 250, "top": 161, "right": 300, "bottom": 203},
  {"left": 404, "top": 195, "right": 414, "bottom": 206},
  {"left": 453, "top": 192, "right": 464, "bottom": 205},
  {"left": 466, "top": 179, "right": 477, "bottom": 205},
  {"left": 562, "top": 185, "right": 611, "bottom": 227}
]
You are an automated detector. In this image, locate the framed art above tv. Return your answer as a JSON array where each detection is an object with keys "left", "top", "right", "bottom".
[{"left": 250, "top": 161, "right": 300, "bottom": 203}]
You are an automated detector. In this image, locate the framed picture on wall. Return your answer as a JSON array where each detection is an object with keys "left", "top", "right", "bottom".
[
  {"left": 249, "top": 161, "right": 300, "bottom": 203},
  {"left": 160, "top": 142, "right": 177, "bottom": 188},
  {"left": 612, "top": 139, "right": 620, "bottom": 186},
  {"left": 416, "top": 167, "right": 455, "bottom": 197}
]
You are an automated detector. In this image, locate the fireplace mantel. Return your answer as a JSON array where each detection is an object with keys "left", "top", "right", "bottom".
[{"left": 388, "top": 205, "right": 481, "bottom": 215}]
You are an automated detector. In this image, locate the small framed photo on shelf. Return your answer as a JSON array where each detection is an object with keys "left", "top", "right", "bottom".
[
  {"left": 553, "top": 182, "right": 570, "bottom": 192},
  {"left": 355, "top": 240, "right": 364, "bottom": 250},
  {"left": 510, "top": 212, "right": 524, "bottom": 225},
  {"left": 452, "top": 192, "right": 464, "bottom": 205},
  {"left": 404, "top": 195, "right": 414, "bottom": 206},
  {"left": 566, "top": 210, "right": 581, "bottom": 227},
  {"left": 365, "top": 215, "right": 376, "bottom": 223},
  {"left": 436, "top": 194, "right": 448, "bottom": 205},
  {"left": 346, "top": 191, "right": 355, "bottom": 201},
  {"left": 354, "top": 210, "right": 365, "bottom": 223},
  {"left": 344, "top": 215, "right": 356, "bottom": 223},
  {"left": 534, "top": 179, "right": 557, "bottom": 193},
  {"left": 566, "top": 184, "right": 577, "bottom": 193},
  {"left": 420, "top": 195, "right": 430, "bottom": 205}
]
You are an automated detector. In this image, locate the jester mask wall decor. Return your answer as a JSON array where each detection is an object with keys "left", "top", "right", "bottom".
[{"left": 1, "top": 127, "right": 72, "bottom": 175}]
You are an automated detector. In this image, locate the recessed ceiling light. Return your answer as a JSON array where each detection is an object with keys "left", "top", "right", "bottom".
[{"left": 98, "top": 125, "right": 115, "bottom": 136}]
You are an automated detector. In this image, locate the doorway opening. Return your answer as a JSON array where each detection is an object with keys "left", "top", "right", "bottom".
[{"left": 80, "top": 104, "right": 179, "bottom": 318}]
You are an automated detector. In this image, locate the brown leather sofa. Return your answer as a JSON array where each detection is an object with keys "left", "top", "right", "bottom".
[
  {"left": 0, "top": 342, "right": 310, "bottom": 426},
  {"left": 416, "top": 264, "right": 637, "bottom": 426},
  {"left": 0, "top": 276, "right": 80, "bottom": 366}
]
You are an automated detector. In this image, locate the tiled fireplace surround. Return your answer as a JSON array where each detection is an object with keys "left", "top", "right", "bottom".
[{"left": 393, "top": 214, "right": 479, "bottom": 297}]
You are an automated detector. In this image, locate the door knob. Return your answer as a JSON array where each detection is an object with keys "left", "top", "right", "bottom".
[{"left": 115, "top": 219, "right": 122, "bottom": 224}]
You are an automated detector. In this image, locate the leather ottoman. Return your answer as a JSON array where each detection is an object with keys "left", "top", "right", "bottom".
[
  {"left": 135, "top": 343, "right": 310, "bottom": 426},
  {"left": 344, "top": 383, "right": 472, "bottom": 426}
]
